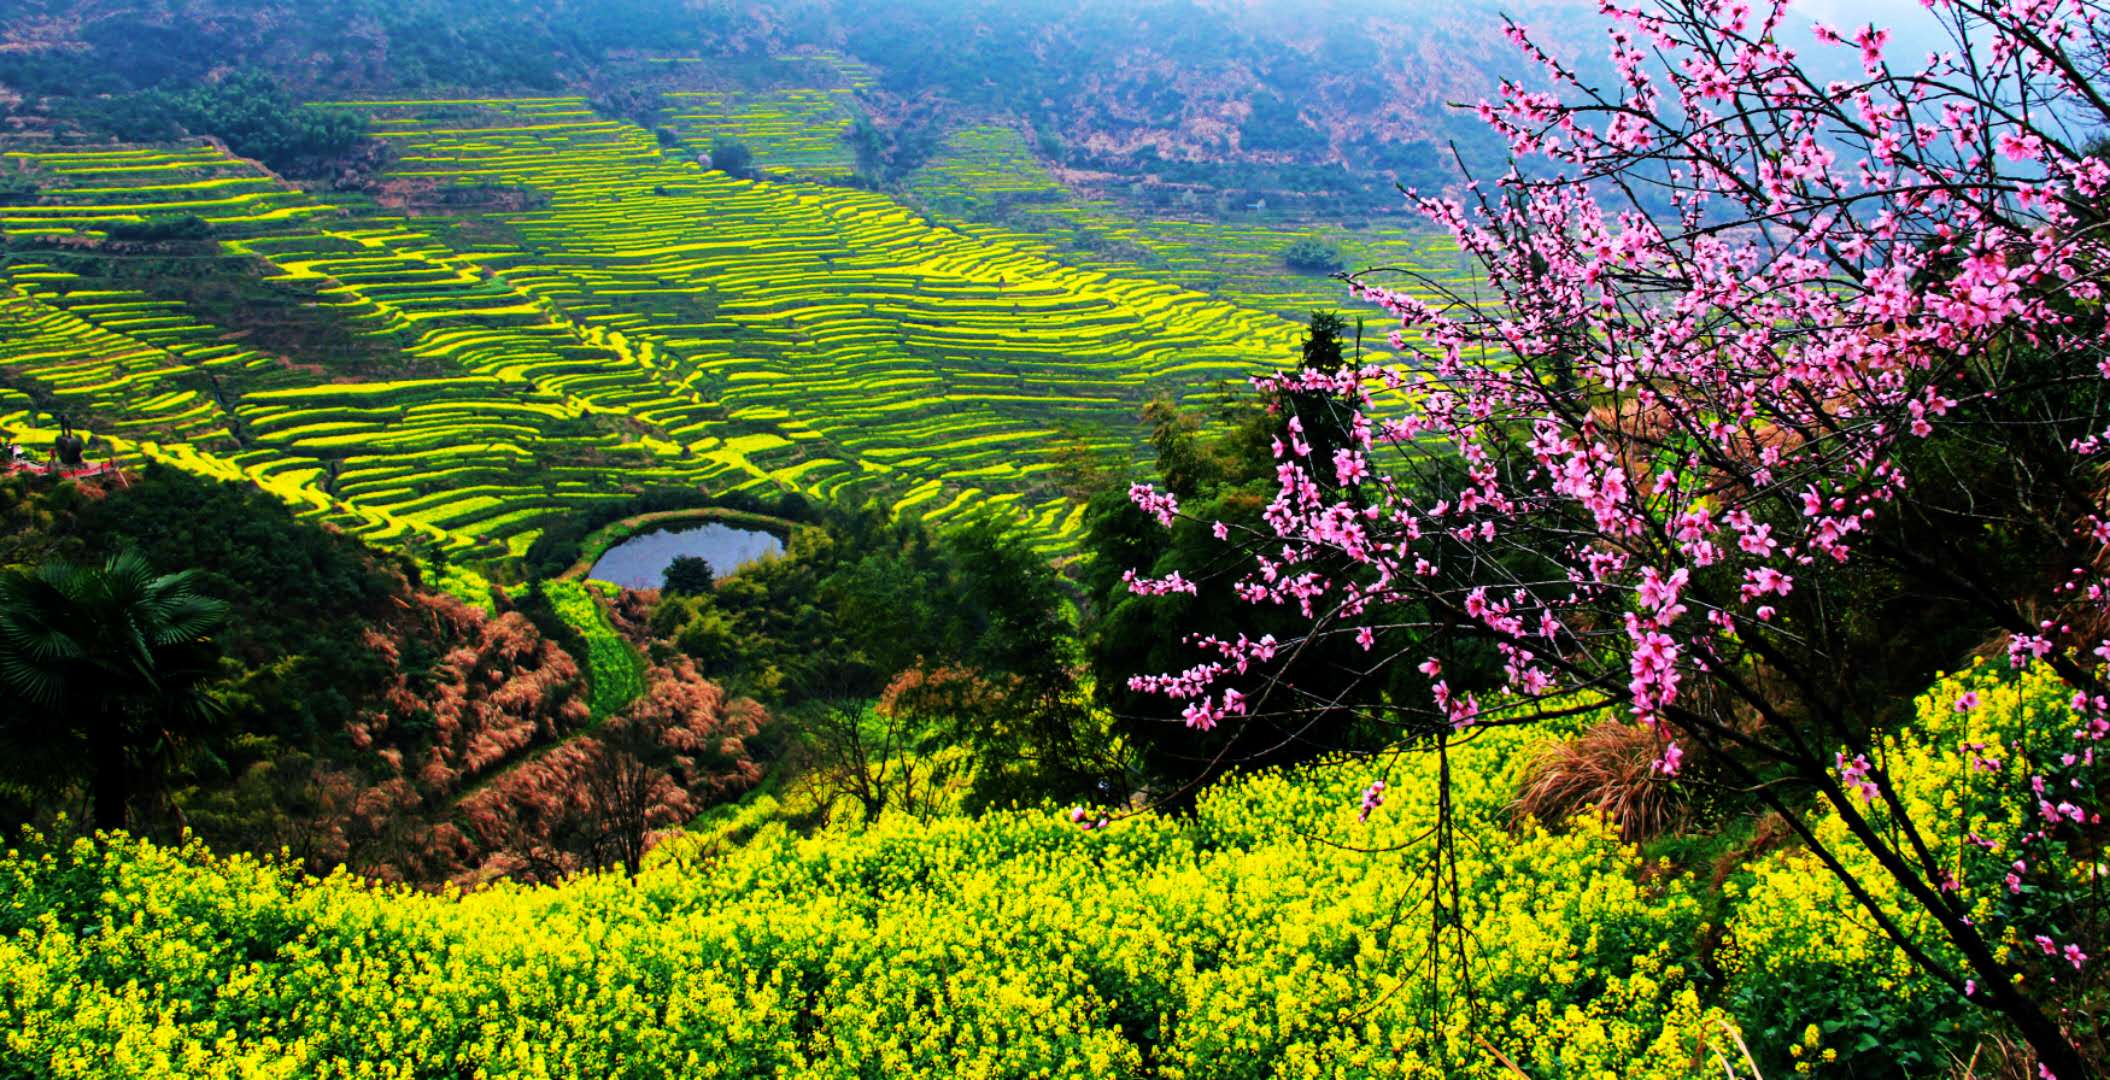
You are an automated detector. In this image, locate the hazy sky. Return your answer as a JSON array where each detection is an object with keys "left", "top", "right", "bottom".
[{"left": 1789, "top": 0, "right": 1943, "bottom": 31}]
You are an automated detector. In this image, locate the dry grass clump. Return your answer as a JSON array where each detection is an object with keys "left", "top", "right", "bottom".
[{"left": 1512, "top": 719, "right": 1687, "bottom": 843}]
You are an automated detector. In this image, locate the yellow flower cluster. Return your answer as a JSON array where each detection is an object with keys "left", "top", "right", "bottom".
[
  {"left": 1719, "top": 660, "right": 2099, "bottom": 1073},
  {"left": 0, "top": 718, "right": 1764, "bottom": 1078}
]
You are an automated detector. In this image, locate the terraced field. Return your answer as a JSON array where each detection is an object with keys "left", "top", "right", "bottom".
[
  {"left": 0, "top": 146, "right": 333, "bottom": 237},
  {"left": 1, "top": 138, "right": 761, "bottom": 557},
  {"left": 0, "top": 266, "right": 280, "bottom": 445},
  {"left": 663, "top": 88, "right": 862, "bottom": 181},
  {"left": 339, "top": 97, "right": 1305, "bottom": 541},
  {"left": 909, "top": 125, "right": 1474, "bottom": 323},
  {"left": 0, "top": 95, "right": 1446, "bottom": 565}
]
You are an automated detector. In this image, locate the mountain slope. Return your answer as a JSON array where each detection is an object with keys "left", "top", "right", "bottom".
[{"left": 0, "top": 0, "right": 1603, "bottom": 206}]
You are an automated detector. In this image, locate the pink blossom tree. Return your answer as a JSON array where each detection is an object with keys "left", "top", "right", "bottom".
[{"left": 1124, "top": 0, "right": 2110, "bottom": 1071}]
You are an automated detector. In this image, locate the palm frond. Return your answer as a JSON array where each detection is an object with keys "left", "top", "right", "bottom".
[
  {"left": 0, "top": 548, "right": 231, "bottom": 719},
  {"left": 147, "top": 593, "right": 229, "bottom": 649}
]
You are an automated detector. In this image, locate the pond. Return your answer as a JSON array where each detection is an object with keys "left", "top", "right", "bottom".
[{"left": 587, "top": 521, "right": 785, "bottom": 590}]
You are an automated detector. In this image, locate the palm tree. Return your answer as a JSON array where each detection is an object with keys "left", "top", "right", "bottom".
[{"left": 0, "top": 550, "right": 228, "bottom": 831}]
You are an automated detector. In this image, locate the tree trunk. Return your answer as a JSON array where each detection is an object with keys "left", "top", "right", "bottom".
[
  {"left": 90, "top": 714, "right": 128, "bottom": 833},
  {"left": 2003, "top": 997, "right": 2093, "bottom": 1080}
]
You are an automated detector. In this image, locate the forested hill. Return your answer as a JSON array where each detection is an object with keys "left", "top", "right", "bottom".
[{"left": 0, "top": 0, "right": 1601, "bottom": 207}]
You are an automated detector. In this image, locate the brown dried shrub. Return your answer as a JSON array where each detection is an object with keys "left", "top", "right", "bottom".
[{"left": 1511, "top": 719, "right": 1687, "bottom": 844}]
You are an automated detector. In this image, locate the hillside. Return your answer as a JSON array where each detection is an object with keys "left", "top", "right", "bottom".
[
  {"left": 0, "top": 467, "right": 770, "bottom": 884},
  {"left": 0, "top": 0, "right": 1608, "bottom": 208},
  {"left": 0, "top": 91, "right": 1470, "bottom": 558}
]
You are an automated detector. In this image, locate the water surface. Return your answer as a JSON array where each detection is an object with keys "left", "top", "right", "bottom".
[{"left": 588, "top": 521, "right": 784, "bottom": 590}]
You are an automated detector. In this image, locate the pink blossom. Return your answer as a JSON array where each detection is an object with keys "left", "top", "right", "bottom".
[
  {"left": 1999, "top": 131, "right": 2045, "bottom": 162},
  {"left": 1334, "top": 449, "right": 1371, "bottom": 485},
  {"left": 1128, "top": 483, "right": 1180, "bottom": 528},
  {"left": 1358, "top": 779, "right": 1387, "bottom": 823},
  {"left": 1114, "top": 8, "right": 2110, "bottom": 1040},
  {"left": 1653, "top": 741, "right": 1684, "bottom": 776},
  {"left": 1836, "top": 752, "right": 1880, "bottom": 804}
]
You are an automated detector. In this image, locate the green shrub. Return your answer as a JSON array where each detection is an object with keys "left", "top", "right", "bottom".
[
  {"left": 1280, "top": 236, "right": 1342, "bottom": 274},
  {"left": 0, "top": 173, "right": 36, "bottom": 207},
  {"left": 100, "top": 214, "right": 211, "bottom": 243},
  {"left": 709, "top": 136, "right": 754, "bottom": 178}
]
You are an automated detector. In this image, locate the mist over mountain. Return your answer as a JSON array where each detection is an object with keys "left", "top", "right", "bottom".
[{"left": 0, "top": 0, "right": 1610, "bottom": 206}]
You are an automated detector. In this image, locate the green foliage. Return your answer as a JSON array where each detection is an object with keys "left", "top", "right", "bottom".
[
  {"left": 1241, "top": 93, "right": 1328, "bottom": 156},
  {"left": 98, "top": 214, "right": 211, "bottom": 243},
  {"left": 0, "top": 468, "right": 511, "bottom": 854},
  {"left": 647, "top": 504, "right": 1099, "bottom": 799},
  {"left": 709, "top": 136, "right": 755, "bottom": 178},
  {"left": 86, "top": 71, "right": 368, "bottom": 178},
  {"left": 0, "top": 472, "right": 85, "bottom": 570},
  {"left": 587, "top": 87, "right": 667, "bottom": 126},
  {"left": 661, "top": 554, "right": 716, "bottom": 596},
  {"left": 0, "top": 172, "right": 37, "bottom": 207},
  {"left": 653, "top": 505, "right": 996, "bottom": 698},
  {"left": 926, "top": 516, "right": 1095, "bottom": 801},
  {"left": 649, "top": 524, "right": 838, "bottom": 702},
  {"left": 422, "top": 182, "right": 548, "bottom": 209},
  {"left": 0, "top": 549, "right": 228, "bottom": 831},
  {"left": 538, "top": 579, "right": 644, "bottom": 720},
  {"left": 1084, "top": 355, "right": 1418, "bottom": 798},
  {"left": 1300, "top": 309, "right": 1351, "bottom": 372},
  {"left": 1281, "top": 236, "right": 1344, "bottom": 275},
  {"left": 64, "top": 467, "right": 406, "bottom": 740}
]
